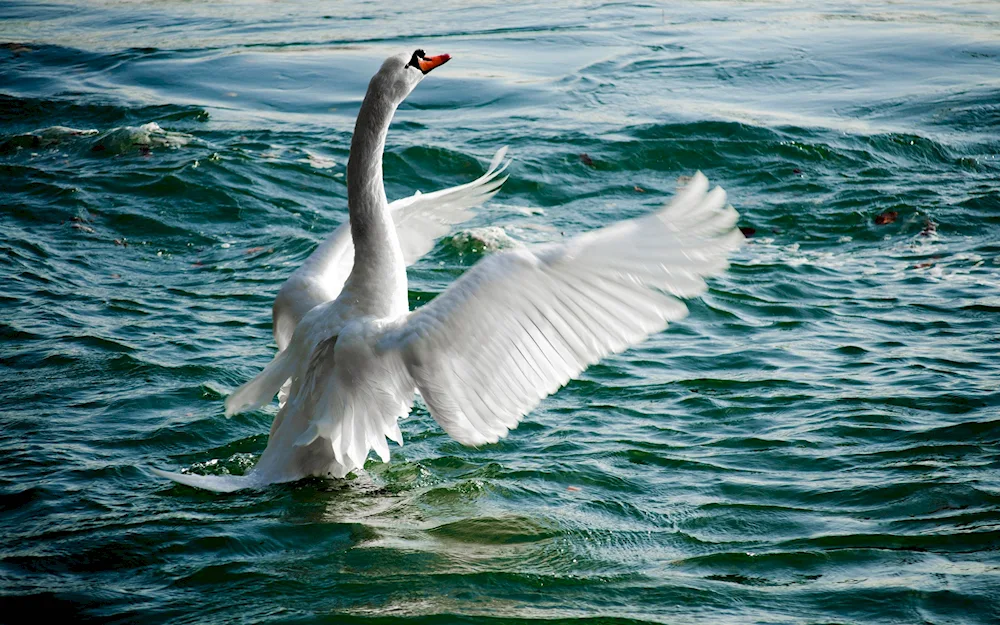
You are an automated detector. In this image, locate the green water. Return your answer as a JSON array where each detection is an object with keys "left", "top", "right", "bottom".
[{"left": 2, "top": 1, "right": 999, "bottom": 623}]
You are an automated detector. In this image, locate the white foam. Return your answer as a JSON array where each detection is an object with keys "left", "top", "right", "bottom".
[
  {"left": 300, "top": 149, "right": 336, "bottom": 169},
  {"left": 31, "top": 126, "right": 99, "bottom": 146},
  {"left": 745, "top": 233, "right": 999, "bottom": 289},
  {"left": 103, "top": 122, "right": 192, "bottom": 150},
  {"left": 450, "top": 226, "right": 519, "bottom": 253}
]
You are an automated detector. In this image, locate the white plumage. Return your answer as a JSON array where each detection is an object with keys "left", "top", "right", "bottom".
[
  {"left": 271, "top": 146, "right": 509, "bottom": 351},
  {"left": 152, "top": 50, "right": 743, "bottom": 492},
  {"left": 384, "top": 173, "right": 742, "bottom": 446}
]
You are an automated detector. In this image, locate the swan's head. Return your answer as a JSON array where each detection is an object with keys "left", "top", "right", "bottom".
[{"left": 371, "top": 49, "right": 451, "bottom": 105}]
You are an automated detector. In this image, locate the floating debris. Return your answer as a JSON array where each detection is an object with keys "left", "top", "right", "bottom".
[
  {"left": 874, "top": 210, "right": 898, "bottom": 225},
  {"left": 1, "top": 42, "right": 32, "bottom": 55},
  {"left": 114, "top": 238, "right": 128, "bottom": 247},
  {"left": 920, "top": 219, "right": 937, "bottom": 237},
  {"left": 792, "top": 168, "right": 802, "bottom": 175},
  {"left": 579, "top": 153, "right": 594, "bottom": 167},
  {"left": 634, "top": 185, "right": 646, "bottom": 193}
]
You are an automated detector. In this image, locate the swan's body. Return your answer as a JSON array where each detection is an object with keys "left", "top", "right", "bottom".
[{"left": 153, "top": 50, "right": 744, "bottom": 493}]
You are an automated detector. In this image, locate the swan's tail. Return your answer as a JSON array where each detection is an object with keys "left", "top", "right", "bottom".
[
  {"left": 225, "top": 347, "right": 297, "bottom": 417},
  {"left": 151, "top": 467, "right": 257, "bottom": 493}
]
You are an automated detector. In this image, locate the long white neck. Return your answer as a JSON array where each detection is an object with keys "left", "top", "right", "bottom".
[
  {"left": 341, "top": 79, "right": 408, "bottom": 316},
  {"left": 348, "top": 86, "right": 397, "bottom": 254}
]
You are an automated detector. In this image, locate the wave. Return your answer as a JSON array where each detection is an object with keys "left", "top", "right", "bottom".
[{"left": 1, "top": 121, "right": 193, "bottom": 156}]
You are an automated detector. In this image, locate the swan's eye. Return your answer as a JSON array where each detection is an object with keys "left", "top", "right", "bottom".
[{"left": 407, "top": 49, "right": 426, "bottom": 70}]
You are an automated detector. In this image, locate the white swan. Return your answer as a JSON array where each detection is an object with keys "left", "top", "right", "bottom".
[{"left": 153, "top": 49, "right": 744, "bottom": 492}]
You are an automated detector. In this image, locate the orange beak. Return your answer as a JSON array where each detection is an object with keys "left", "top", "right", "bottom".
[{"left": 417, "top": 53, "right": 451, "bottom": 74}]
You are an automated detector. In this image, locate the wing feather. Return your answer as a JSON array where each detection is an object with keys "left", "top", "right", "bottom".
[
  {"left": 381, "top": 172, "right": 743, "bottom": 446},
  {"left": 391, "top": 146, "right": 510, "bottom": 264}
]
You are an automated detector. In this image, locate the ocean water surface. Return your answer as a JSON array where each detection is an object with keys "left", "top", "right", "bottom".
[{"left": 2, "top": 1, "right": 999, "bottom": 623}]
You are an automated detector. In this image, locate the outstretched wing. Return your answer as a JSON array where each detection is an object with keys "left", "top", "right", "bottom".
[
  {"left": 380, "top": 172, "right": 743, "bottom": 446},
  {"left": 272, "top": 147, "right": 510, "bottom": 350},
  {"left": 391, "top": 146, "right": 510, "bottom": 264}
]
